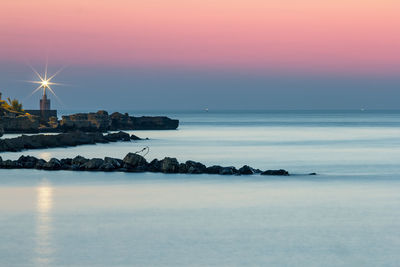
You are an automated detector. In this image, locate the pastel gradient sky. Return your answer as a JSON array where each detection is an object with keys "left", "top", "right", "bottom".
[{"left": 0, "top": 0, "right": 399, "bottom": 109}]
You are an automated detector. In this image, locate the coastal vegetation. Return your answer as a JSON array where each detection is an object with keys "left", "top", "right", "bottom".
[{"left": 0, "top": 93, "right": 25, "bottom": 115}]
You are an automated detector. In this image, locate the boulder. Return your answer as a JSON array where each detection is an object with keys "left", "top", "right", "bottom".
[
  {"left": 82, "top": 158, "right": 104, "bottom": 170},
  {"left": 17, "top": 155, "right": 39, "bottom": 168},
  {"left": 42, "top": 158, "right": 62, "bottom": 170},
  {"left": 160, "top": 157, "right": 179, "bottom": 173},
  {"left": 238, "top": 165, "right": 255, "bottom": 175},
  {"left": 123, "top": 153, "right": 147, "bottom": 169},
  {"left": 72, "top": 156, "right": 89, "bottom": 167},
  {"left": 99, "top": 162, "right": 116, "bottom": 172},
  {"left": 35, "top": 159, "right": 46, "bottom": 169},
  {"left": 1, "top": 159, "right": 20, "bottom": 169},
  {"left": 185, "top": 160, "right": 207, "bottom": 174},
  {"left": 147, "top": 159, "right": 161, "bottom": 172},
  {"left": 178, "top": 163, "right": 189, "bottom": 173},
  {"left": 205, "top": 165, "right": 223, "bottom": 174},
  {"left": 104, "top": 157, "right": 122, "bottom": 168}
]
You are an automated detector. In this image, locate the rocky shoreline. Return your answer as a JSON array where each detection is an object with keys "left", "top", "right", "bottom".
[
  {"left": 0, "top": 153, "right": 290, "bottom": 176},
  {"left": 0, "top": 110, "right": 179, "bottom": 134},
  {"left": 0, "top": 131, "right": 141, "bottom": 152}
]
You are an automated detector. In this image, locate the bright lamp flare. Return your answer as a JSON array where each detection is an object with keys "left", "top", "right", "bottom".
[
  {"left": 27, "top": 62, "right": 64, "bottom": 99},
  {"left": 41, "top": 80, "right": 49, "bottom": 87}
]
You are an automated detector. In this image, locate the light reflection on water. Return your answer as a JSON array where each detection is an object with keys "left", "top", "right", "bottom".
[{"left": 35, "top": 180, "right": 54, "bottom": 266}]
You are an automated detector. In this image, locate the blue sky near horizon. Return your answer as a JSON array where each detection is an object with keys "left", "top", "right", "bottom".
[{"left": 0, "top": 63, "right": 399, "bottom": 111}]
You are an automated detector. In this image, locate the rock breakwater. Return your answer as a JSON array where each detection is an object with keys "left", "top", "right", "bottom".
[
  {"left": 0, "top": 153, "right": 290, "bottom": 176},
  {"left": 0, "top": 131, "right": 140, "bottom": 152}
]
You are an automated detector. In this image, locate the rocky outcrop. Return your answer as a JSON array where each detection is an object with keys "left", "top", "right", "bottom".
[
  {"left": 0, "top": 110, "right": 179, "bottom": 134},
  {"left": 0, "top": 154, "right": 293, "bottom": 176},
  {"left": 59, "top": 111, "right": 179, "bottom": 132},
  {"left": 0, "top": 115, "right": 40, "bottom": 133},
  {"left": 0, "top": 131, "right": 140, "bottom": 152},
  {"left": 59, "top": 111, "right": 111, "bottom": 132}
]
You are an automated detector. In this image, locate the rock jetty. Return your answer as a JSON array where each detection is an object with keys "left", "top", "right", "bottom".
[
  {"left": 0, "top": 153, "right": 290, "bottom": 176},
  {"left": 0, "top": 131, "right": 140, "bottom": 152}
]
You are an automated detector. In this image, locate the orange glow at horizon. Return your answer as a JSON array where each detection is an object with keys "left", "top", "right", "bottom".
[{"left": 0, "top": 0, "right": 399, "bottom": 75}]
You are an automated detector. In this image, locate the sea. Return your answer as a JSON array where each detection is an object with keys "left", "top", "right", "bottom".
[{"left": 1, "top": 110, "right": 400, "bottom": 266}]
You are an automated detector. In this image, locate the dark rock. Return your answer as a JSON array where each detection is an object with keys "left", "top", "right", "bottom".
[
  {"left": 185, "top": 160, "right": 207, "bottom": 174},
  {"left": 99, "top": 162, "right": 116, "bottom": 172},
  {"left": 0, "top": 131, "right": 136, "bottom": 153},
  {"left": 60, "top": 158, "right": 72, "bottom": 166},
  {"left": 1, "top": 159, "right": 20, "bottom": 168},
  {"left": 42, "top": 158, "right": 62, "bottom": 170},
  {"left": 261, "top": 169, "right": 289, "bottom": 176},
  {"left": 160, "top": 157, "right": 179, "bottom": 173},
  {"left": 105, "top": 131, "right": 131, "bottom": 142},
  {"left": 309, "top": 172, "right": 317, "bottom": 175},
  {"left": 147, "top": 159, "right": 161, "bottom": 172},
  {"left": 72, "top": 156, "right": 89, "bottom": 166},
  {"left": 110, "top": 112, "right": 179, "bottom": 131},
  {"left": 178, "top": 163, "right": 189, "bottom": 173},
  {"left": 238, "top": 165, "right": 254, "bottom": 175},
  {"left": 205, "top": 165, "right": 223, "bottom": 174},
  {"left": 130, "top": 134, "right": 141, "bottom": 140},
  {"left": 219, "top": 167, "right": 237, "bottom": 175},
  {"left": 70, "top": 164, "right": 80, "bottom": 171},
  {"left": 35, "top": 159, "right": 46, "bottom": 169},
  {"left": 104, "top": 157, "right": 122, "bottom": 169},
  {"left": 82, "top": 158, "right": 104, "bottom": 170},
  {"left": 123, "top": 153, "right": 147, "bottom": 169},
  {"left": 17, "top": 155, "right": 39, "bottom": 168}
]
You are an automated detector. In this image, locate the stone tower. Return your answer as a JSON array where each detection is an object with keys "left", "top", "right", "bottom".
[{"left": 40, "top": 91, "right": 51, "bottom": 110}]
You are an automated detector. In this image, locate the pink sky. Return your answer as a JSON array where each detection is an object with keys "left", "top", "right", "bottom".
[{"left": 1, "top": 0, "right": 399, "bottom": 75}]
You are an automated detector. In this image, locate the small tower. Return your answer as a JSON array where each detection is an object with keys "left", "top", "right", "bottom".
[{"left": 40, "top": 90, "right": 51, "bottom": 111}]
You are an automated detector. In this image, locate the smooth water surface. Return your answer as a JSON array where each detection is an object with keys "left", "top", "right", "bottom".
[{"left": 1, "top": 110, "right": 400, "bottom": 266}]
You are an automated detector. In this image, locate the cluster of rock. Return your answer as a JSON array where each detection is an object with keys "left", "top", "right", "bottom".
[
  {"left": 0, "top": 131, "right": 141, "bottom": 152},
  {"left": 0, "top": 114, "right": 40, "bottom": 134},
  {"left": 58, "top": 111, "right": 179, "bottom": 132},
  {"left": 0, "top": 110, "right": 179, "bottom": 134},
  {"left": 0, "top": 153, "right": 290, "bottom": 176}
]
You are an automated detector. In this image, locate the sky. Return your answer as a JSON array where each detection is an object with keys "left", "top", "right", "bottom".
[{"left": 0, "top": 0, "right": 399, "bottom": 110}]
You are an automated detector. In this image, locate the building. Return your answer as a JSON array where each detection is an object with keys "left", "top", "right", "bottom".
[{"left": 25, "top": 92, "right": 57, "bottom": 121}]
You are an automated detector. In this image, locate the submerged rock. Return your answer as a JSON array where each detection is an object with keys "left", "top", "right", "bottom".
[{"left": 261, "top": 169, "right": 289, "bottom": 176}]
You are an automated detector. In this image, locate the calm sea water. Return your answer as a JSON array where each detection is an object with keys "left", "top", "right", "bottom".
[{"left": 1, "top": 110, "right": 400, "bottom": 266}]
